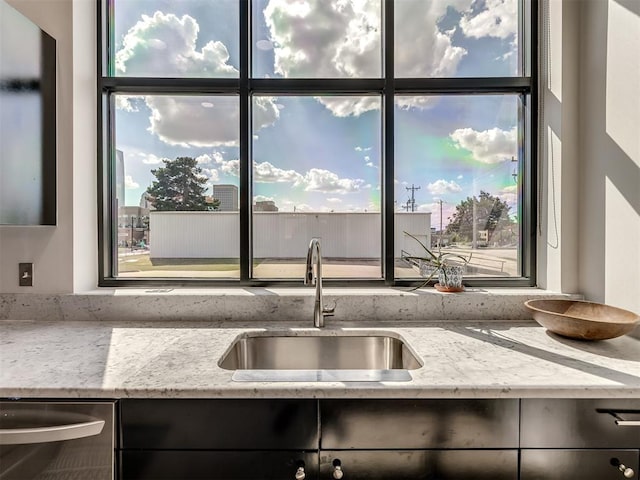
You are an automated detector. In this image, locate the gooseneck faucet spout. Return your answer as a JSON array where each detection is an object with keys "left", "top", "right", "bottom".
[{"left": 304, "top": 238, "right": 335, "bottom": 327}]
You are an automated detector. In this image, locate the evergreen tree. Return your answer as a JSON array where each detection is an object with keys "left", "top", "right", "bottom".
[
  {"left": 146, "top": 157, "right": 211, "bottom": 211},
  {"left": 445, "top": 191, "right": 516, "bottom": 245}
]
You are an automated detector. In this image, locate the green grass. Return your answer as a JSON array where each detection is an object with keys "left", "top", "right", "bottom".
[{"left": 118, "top": 253, "right": 239, "bottom": 272}]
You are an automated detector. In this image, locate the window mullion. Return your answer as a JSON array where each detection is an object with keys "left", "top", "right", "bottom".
[
  {"left": 383, "top": 0, "right": 395, "bottom": 285},
  {"left": 240, "top": 0, "right": 251, "bottom": 283}
]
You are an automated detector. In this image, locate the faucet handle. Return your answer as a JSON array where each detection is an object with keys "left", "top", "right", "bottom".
[{"left": 323, "top": 300, "right": 337, "bottom": 316}]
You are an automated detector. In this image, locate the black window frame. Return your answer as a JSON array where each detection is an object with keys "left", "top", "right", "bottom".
[{"left": 97, "top": 0, "right": 537, "bottom": 288}]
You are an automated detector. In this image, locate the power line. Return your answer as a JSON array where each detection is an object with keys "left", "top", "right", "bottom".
[{"left": 405, "top": 184, "right": 421, "bottom": 212}]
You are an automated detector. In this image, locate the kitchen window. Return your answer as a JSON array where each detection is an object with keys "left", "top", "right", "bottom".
[{"left": 98, "top": 0, "right": 536, "bottom": 287}]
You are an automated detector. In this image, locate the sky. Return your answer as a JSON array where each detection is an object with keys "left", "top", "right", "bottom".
[{"left": 112, "top": 0, "right": 522, "bottom": 226}]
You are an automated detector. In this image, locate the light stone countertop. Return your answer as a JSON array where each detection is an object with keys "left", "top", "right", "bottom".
[{"left": 1, "top": 319, "right": 639, "bottom": 399}]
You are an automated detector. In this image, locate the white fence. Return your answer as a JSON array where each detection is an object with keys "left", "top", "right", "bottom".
[{"left": 149, "top": 211, "right": 431, "bottom": 259}]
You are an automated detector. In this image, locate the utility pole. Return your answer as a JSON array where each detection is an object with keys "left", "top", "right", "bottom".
[
  {"left": 438, "top": 199, "right": 444, "bottom": 243},
  {"left": 405, "top": 184, "right": 420, "bottom": 212}
]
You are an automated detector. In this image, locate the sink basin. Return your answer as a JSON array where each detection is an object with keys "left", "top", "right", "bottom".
[{"left": 219, "top": 332, "right": 422, "bottom": 382}]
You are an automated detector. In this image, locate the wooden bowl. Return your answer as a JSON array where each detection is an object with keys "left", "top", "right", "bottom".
[{"left": 524, "top": 299, "right": 640, "bottom": 340}]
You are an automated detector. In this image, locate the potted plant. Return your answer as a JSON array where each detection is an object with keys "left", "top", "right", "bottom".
[{"left": 403, "top": 231, "right": 469, "bottom": 292}]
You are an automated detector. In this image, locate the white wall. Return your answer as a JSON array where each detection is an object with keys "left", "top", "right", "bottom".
[
  {"left": 149, "top": 212, "right": 430, "bottom": 259},
  {"left": 0, "top": 0, "right": 74, "bottom": 293},
  {"left": 578, "top": 0, "right": 640, "bottom": 314},
  {"left": 536, "top": 0, "right": 580, "bottom": 294},
  {"left": 0, "top": 0, "right": 97, "bottom": 294}
]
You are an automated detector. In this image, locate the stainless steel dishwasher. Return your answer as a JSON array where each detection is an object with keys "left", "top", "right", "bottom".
[{"left": 0, "top": 401, "right": 115, "bottom": 480}]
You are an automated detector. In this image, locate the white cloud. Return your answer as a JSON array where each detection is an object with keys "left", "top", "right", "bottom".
[
  {"left": 417, "top": 202, "right": 455, "bottom": 226},
  {"left": 125, "top": 175, "right": 140, "bottom": 189},
  {"left": 500, "top": 184, "right": 518, "bottom": 194},
  {"left": 450, "top": 126, "right": 517, "bottom": 164},
  {"left": 211, "top": 152, "right": 225, "bottom": 164},
  {"left": 496, "top": 184, "right": 518, "bottom": 206},
  {"left": 299, "top": 168, "right": 365, "bottom": 193},
  {"left": 220, "top": 159, "right": 240, "bottom": 177},
  {"left": 196, "top": 154, "right": 212, "bottom": 164},
  {"left": 116, "top": 95, "right": 144, "bottom": 112},
  {"left": 256, "top": 40, "right": 274, "bottom": 51},
  {"left": 254, "top": 195, "right": 275, "bottom": 202},
  {"left": 457, "top": 174, "right": 464, "bottom": 179},
  {"left": 326, "top": 197, "right": 342, "bottom": 204},
  {"left": 141, "top": 153, "right": 165, "bottom": 165},
  {"left": 459, "top": 0, "right": 517, "bottom": 40},
  {"left": 355, "top": 146, "right": 372, "bottom": 152},
  {"left": 144, "top": 95, "right": 279, "bottom": 147},
  {"left": 417, "top": 202, "right": 439, "bottom": 213},
  {"left": 202, "top": 168, "right": 220, "bottom": 182},
  {"left": 366, "top": 162, "right": 377, "bottom": 168},
  {"left": 254, "top": 161, "right": 303, "bottom": 183},
  {"left": 115, "top": 11, "right": 238, "bottom": 77},
  {"left": 115, "top": 13, "right": 279, "bottom": 146},
  {"left": 262, "top": 0, "right": 468, "bottom": 115},
  {"left": 293, "top": 203, "right": 313, "bottom": 212},
  {"left": 209, "top": 154, "right": 365, "bottom": 194},
  {"left": 145, "top": 96, "right": 235, "bottom": 147},
  {"left": 394, "top": 0, "right": 469, "bottom": 78},
  {"left": 427, "top": 179, "right": 462, "bottom": 196},
  {"left": 364, "top": 155, "right": 370, "bottom": 161},
  {"left": 315, "top": 96, "right": 380, "bottom": 117},
  {"left": 264, "top": 0, "right": 381, "bottom": 79}
]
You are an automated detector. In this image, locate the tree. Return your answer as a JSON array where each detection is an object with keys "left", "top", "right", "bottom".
[
  {"left": 445, "top": 191, "right": 516, "bottom": 246},
  {"left": 146, "top": 157, "right": 211, "bottom": 211}
]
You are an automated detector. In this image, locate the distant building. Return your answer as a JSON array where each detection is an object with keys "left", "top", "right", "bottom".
[
  {"left": 212, "top": 184, "right": 239, "bottom": 211},
  {"left": 254, "top": 200, "right": 278, "bottom": 212},
  {"left": 139, "top": 191, "right": 154, "bottom": 210},
  {"left": 117, "top": 205, "right": 150, "bottom": 247}
]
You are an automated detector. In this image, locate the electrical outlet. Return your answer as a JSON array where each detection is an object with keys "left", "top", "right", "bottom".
[{"left": 19, "top": 263, "right": 33, "bottom": 287}]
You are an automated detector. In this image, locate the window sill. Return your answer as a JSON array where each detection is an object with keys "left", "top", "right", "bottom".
[{"left": 0, "top": 288, "right": 580, "bottom": 323}]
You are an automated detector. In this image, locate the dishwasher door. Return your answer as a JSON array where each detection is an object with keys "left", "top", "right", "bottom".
[{"left": 0, "top": 401, "right": 115, "bottom": 480}]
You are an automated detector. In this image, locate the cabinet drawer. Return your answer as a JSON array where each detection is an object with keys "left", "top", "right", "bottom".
[
  {"left": 320, "top": 399, "right": 519, "bottom": 449},
  {"left": 120, "top": 399, "right": 318, "bottom": 450},
  {"left": 521, "top": 399, "right": 640, "bottom": 448},
  {"left": 121, "top": 451, "right": 318, "bottom": 480},
  {"left": 319, "top": 449, "right": 518, "bottom": 480},
  {"left": 521, "top": 449, "right": 639, "bottom": 480}
]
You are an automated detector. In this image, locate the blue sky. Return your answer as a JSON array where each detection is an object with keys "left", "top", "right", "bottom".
[{"left": 113, "top": 0, "right": 521, "bottom": 224}]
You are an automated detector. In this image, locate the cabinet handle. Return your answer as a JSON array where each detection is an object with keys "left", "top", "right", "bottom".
[
  {"left": 0, "top": 420, "right": 105, "bottom": 445},
  {"left": 612, "top": 458, "right": 636, "bottom": 478},
  {"left": 295, "top": 466, "right": 306, "bottom": 480},
  {"left": 598, "top": 409, "right": 640, "bottom": 426},
  {"left": 616, "top": 463, "right": 635, "bottom": 478},
  {"left": 332, "top": 459, "right": 344, "bottom": 479},
  {"left": 332, "top": 465, "right": 344, "bottom": 479}
]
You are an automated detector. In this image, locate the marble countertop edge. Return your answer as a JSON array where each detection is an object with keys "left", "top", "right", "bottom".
[{"left": 2, "top": 385, "right": 639, "bottom": 400}]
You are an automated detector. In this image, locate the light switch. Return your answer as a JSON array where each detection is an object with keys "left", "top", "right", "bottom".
[{"left": 19, "top": 263, "right": 33, "bottom": 287}]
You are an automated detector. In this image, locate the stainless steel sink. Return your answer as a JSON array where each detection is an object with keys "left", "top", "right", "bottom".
[{"left": 219, "top": 332, "right": 422, "bottom": 382}]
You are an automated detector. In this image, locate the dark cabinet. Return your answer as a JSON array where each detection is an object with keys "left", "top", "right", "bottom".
[
  {"left": 521, "top": 449, "right": 639, "bottom": 480},
  {"left": 121, "top": 451, "right": 318, "bottom": 480},
  {"left": 521, "top": 399, "right": 640, "bottom": 480},
  {"left": 121, "top": 399, "right": 318, "bottom": 450},
  {"left": 118, "top": 398, "right": 640, "bottom": 480},
  {"left": 319, "top": 399, "right": 519, "bottom": 479},
  {"left": 321, "top": 399, "right": 519, "bottom": 449},
  {"left": 320, "top": 450, "right": 518, "bottom": 480},
  {"left": 119, "top": 399, "right": 318, "bottom": 480}
]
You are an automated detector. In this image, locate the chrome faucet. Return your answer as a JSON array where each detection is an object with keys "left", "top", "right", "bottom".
[{"left": 304, "top": 238, "right": 335, "bottom": 327}]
